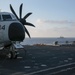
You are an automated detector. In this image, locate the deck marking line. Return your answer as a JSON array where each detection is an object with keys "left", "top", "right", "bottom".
[{"left": 24, "top": 62, "right": 75, "bottom": 75}]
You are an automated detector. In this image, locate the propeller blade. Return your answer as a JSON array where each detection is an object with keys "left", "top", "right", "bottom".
[
  {"left": 20, "top": 3, "right": 23, "bottom": 19},
  {"left": 24, "top": 26, "right": 31, "bottom": 38},
  {"left": 23, "top": 13, "right": 32, "bottom": 19},
  {"left": 10, "top": 4, "right": 19, "bottom": 20},
  {"left": 25, "top": 22, "right": 35, "bottom": 27}
]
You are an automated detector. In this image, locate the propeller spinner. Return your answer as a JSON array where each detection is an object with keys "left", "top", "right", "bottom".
[{"left": 10, "top": 3, "right": 35, "bottom": 38}]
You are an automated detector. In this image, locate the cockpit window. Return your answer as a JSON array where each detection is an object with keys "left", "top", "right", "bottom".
[
  {"left": 11, "top": 14, "right": 17, "bottom": 20},
  {"left": 2, "top": 15, "right": 12, "bottom": 21}
]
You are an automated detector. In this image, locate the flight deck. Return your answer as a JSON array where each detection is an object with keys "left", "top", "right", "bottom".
[{"left": 0, "top": 45, "right": 75, "bottom": 75}]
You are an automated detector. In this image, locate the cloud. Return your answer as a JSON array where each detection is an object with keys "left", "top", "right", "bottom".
[
  {"left": 26, "top": 19, "right": 75, "bottom": 37},
  {"left": 27, "top": 18, "right": 75, "bottom": 37},
  {"left": 27, "top": 25, "right": 75, "bottom": 37},
  {"left": 36, "top": 19, "right": 75, "bottom": 25}
]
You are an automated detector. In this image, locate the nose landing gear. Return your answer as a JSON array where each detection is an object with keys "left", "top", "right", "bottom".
[
  {"left": 7, "top": 50, "right": 18, "bottom": 59},
  {"left": 7, "top": 45, "right": 19, "bottom": 59},
  {"left": 7, "top": 42, "right": 24, "bottom": 59}
]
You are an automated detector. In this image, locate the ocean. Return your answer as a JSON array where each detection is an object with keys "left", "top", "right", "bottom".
[{"left": 21, "top": 37, "right": 75, "bottom": 45}]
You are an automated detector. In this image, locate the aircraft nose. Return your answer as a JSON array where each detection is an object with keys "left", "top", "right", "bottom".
[{"left": 8, "top": 22, "right": 25, "bottom": 41}]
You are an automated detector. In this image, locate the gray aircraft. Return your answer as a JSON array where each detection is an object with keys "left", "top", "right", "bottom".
[{"left": 0, "top": 4, "right": 35, "bottom": 59}]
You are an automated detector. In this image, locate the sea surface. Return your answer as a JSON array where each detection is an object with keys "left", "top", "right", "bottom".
[{"left": 21, "top": 37, "right": 75, "bottom": 45}]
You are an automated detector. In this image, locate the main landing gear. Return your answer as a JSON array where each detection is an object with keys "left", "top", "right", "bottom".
[{"left": 7, "top": 45, "right": 19, "bottom": 59}]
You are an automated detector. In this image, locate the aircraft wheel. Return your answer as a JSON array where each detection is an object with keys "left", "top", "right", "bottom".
[
  {"left": 13, "top": 53, "right": 17, "bottom": 59},
  {"left": 7, "top": 51, "right": 13, "bottom": 59},
  {"left": 7, "top": 51, "right": 17, "bottom": 59}
]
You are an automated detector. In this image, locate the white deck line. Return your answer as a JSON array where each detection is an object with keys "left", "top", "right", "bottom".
[
  {"left": 24, "top": 62, "right": 75, "bottom": 75},
  {"left": 50, "top": 67, "right": 75, "bottom": 75}
]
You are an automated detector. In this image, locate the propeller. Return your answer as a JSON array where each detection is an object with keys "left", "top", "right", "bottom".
[{"left": 10, "top": 3, "right": 35, "bottom": 38}]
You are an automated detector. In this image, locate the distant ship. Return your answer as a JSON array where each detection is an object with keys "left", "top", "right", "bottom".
[{"left": 59, "top": 36, "right": 64, "bottom": 39}]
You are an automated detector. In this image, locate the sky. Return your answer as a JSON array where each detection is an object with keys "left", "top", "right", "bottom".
[{"left": 0, "top": 0, "right": 75, "bottom": 37}]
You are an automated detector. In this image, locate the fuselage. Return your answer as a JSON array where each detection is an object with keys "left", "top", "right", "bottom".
[{"left": 0, "top": 12, "right": 25, "bottom": 47}]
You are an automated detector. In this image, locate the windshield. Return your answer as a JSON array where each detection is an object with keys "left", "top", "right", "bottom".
[
  {"left": 2, "top": 15, "right": 12, "bottom": 21},
  {"left": 2, "top": 14, "right": 17, "bottom": 21}
]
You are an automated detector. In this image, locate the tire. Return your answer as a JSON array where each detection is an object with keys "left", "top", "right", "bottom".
[
  {"left": 7, "top": 52, "right": 13, "bottom": 59},
  {"left": 7, "top": 51, "right": 18, "bottom": 59},
  {"left": 13, "top": 54, "right": 17, "bottom": 59}
]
